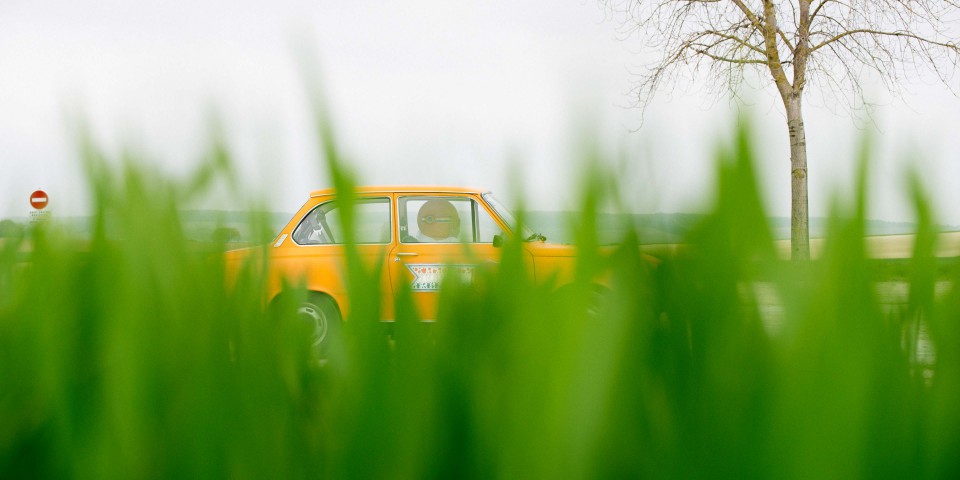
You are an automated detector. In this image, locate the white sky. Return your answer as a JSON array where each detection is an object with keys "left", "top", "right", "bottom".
[{"left": 2, "top": 0, "right": 960, "bottom": 226}]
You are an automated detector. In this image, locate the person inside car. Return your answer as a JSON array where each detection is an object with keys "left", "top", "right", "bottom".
[{"left": 415, "top": 199, "right": 461, "bottom": 242}]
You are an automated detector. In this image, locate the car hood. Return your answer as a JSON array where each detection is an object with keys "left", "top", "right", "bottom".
[
  {"left": 525, "top": 241, "right": 662, "bottom": 265},
  {"left": 523, "top": 242, "right": 579, "bottom": 258}
]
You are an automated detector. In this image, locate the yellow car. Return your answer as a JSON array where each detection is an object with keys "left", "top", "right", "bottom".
[{"left": 226, "top": 186, "right": 597, "bottom": 348}]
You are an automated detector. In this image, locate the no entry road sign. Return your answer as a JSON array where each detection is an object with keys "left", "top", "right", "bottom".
[{"left": 30, "top": 190, "right": 49, "bottom": 210}]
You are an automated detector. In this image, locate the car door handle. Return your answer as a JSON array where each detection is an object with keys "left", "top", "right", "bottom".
[{"left": 395, "top": 252, "right": 418, "bottom": 261}]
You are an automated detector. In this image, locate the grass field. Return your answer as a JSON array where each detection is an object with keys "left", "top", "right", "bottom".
[
  {"left": 3, "top": 124, "right": 960, "bottom": 479},
  {"left": 771, "top": 231, "right": 960, "bottom": 259}
]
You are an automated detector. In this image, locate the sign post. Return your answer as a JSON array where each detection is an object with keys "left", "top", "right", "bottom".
[{"left": 29, "top": 190, "right": 51, "bottom": 223}]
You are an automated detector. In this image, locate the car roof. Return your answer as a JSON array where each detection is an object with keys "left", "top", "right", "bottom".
[{"left": 308, "top": 185, "right": 488, "bottom": 198}]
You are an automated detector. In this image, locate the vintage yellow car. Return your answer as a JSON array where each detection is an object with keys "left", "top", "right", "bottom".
[{"left": 225, "top": 186, "right": 603, "bottom": 349}]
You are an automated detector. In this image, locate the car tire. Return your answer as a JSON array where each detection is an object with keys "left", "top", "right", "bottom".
[{"left": 297, "top": 293, "right": 341, "bottom": 354}]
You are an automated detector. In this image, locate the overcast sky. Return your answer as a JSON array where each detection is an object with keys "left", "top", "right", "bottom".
[{"left": 2, "top": 0, "right": 960, "bottom": 226}]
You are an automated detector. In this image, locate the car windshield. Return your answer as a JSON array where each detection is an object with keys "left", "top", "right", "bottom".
[{"left": 482, "top": 192, "right": 541, "bottom": 241}]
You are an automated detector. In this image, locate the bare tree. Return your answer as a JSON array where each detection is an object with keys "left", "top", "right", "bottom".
[{"left": 601, "top": 0, "right": 960, "bottom": 259}]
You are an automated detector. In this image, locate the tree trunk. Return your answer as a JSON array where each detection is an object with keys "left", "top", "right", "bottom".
[{"left": 785, "top": 93, "right": 810, "bottom": 260}]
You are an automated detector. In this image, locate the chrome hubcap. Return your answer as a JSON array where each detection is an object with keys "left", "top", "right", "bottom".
[{"left": 297, "top": 303, "right": 329, "bottom": 347}]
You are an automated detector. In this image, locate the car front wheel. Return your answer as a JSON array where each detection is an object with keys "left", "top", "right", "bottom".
[{"left": 297, "top": 293, "right": 341, "bottom": 353}]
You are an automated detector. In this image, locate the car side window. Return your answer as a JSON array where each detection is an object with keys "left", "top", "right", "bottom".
[
  {"left": 475, "top": 202, "right": 505, "bottom": 243},
  {"left": 292, "top": 198, "right": 392, "bottom": 245},
  {"left": 399, "top": 196, "right": 503, "bottom": 243}
]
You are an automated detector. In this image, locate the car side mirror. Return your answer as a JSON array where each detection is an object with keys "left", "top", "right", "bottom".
[{"left": 492, "top": 234, "right": 504, "bottom": 248}]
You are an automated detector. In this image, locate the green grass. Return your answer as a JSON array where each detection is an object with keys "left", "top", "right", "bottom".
[{"left": 2, "top": 121, "right": 960, "bottom": 479}]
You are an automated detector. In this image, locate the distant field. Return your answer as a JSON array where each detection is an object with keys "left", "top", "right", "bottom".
[
  {"left": 6, "top": 225, "right": 960, "bottom": 261},
  {"left": 774, "top": 232, "right": 960, "bottom": 259},
  {"left": 635, "top": 232, "right": 960, "bottom": 260}
]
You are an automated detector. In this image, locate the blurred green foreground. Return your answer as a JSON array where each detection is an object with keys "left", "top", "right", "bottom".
[{"left": 3, "top": 126, "right": 960, "bottom": 479}]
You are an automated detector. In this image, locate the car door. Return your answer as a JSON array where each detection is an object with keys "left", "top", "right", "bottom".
[
  {"left": 281, "top": 195, "right": 396, "bottom": 320},
  {"left": 388, "top": 193, "right": 506, "bottom": 321}
]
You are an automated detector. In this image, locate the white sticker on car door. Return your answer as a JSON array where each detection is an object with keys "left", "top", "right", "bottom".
[{"left": 406, "top": 264, "right": 476, "bottom": 291}]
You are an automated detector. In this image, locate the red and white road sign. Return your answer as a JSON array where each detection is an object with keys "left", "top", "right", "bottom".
[{"left": 30, "top": 190, "right": 49, "bottom": 210}]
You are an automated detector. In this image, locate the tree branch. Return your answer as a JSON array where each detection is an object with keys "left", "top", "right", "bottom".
[{"left": 811, "top": 29, "right": 960, "bottom": 54}]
